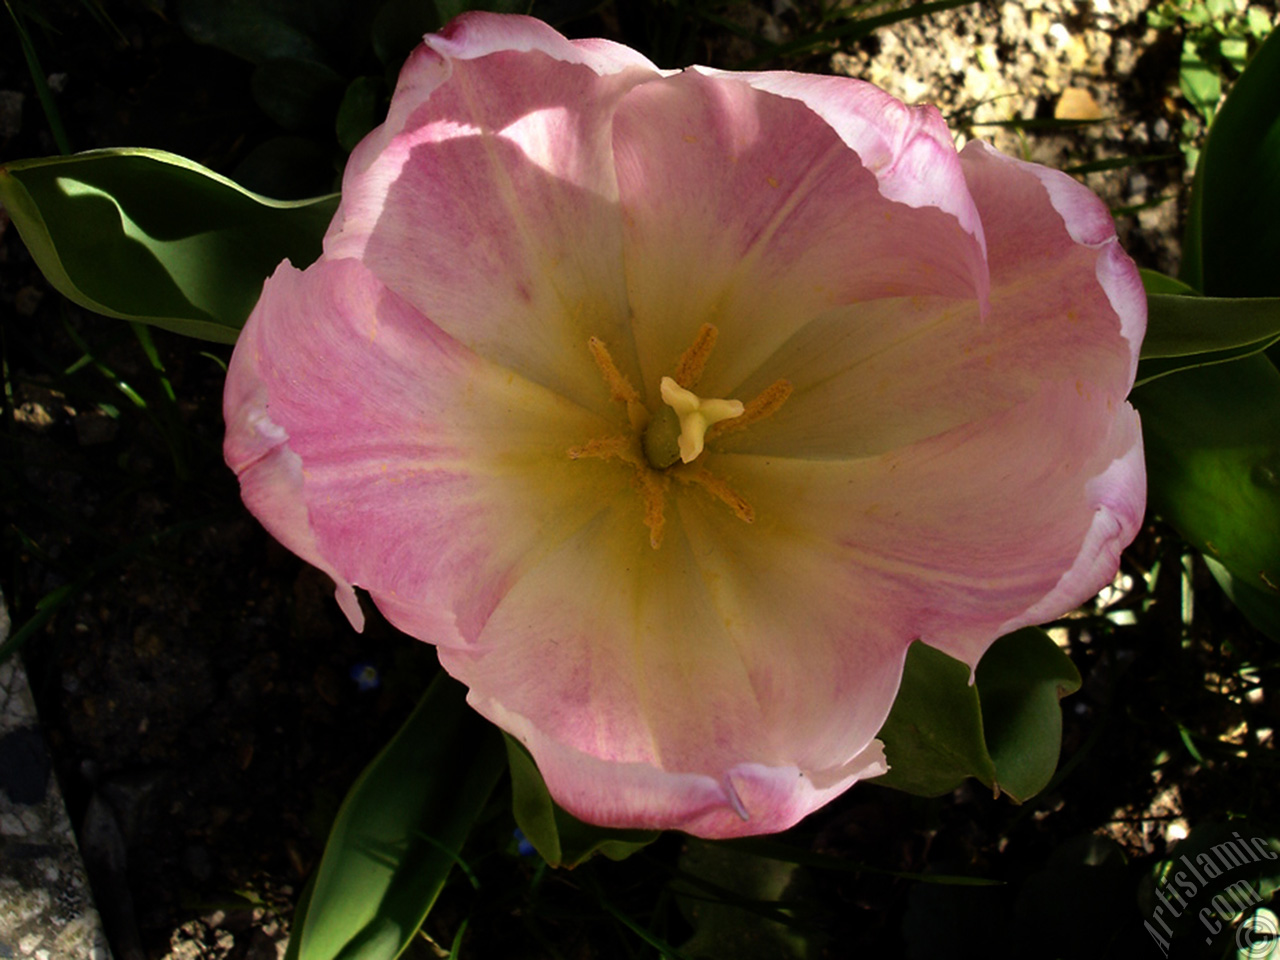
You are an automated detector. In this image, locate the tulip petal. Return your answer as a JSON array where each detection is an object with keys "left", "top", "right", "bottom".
[
  {"left": 224, "top": 306, "right": 364, "bottom": 631},
  {"left": 440, "top": 492, "right": 900, "bottom": 837},
  {"left": 324, "top": 14, "right": 660, "bottom": 414},
  {"left": 956, "top": 139, "right": 1145, "bottom": 384},
  {"left": 710, "top": 380, "right": 1144, "bottom": 670},
  {"left": 225, "top": 257, "right": 641, "bottom": 650},
  {"left": 475, "top": 685, "right": 888, "bottom": 837},
  {"left": 713, "top": 136, "right": 1141, "bottom": 461},
  {"left": 705, "top": 68, "right": 986, "bottom": 243},
  {"left": 611, "top": 68, "right": 989, "bottom": 398}
]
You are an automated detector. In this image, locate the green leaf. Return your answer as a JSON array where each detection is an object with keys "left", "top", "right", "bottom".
[
  {"left": 1204, "top": 555, "right": 1280, "bottom": 642},
  {"left": 5, "top": 0, "right": 70, "bottom": 154},
  {"left": 1247, "top": 7, "right": 1273, "bottom": 38},
  {"left": 291, "top": 673, "right": 506, "bottom": 960},
  {"left": 251, "top": 57, "right": 345, "bottom": 132},
  {"left": 176, "top": 0, "right": 352, "bottom": 64},
  {"left": 505, "top": 735, "right": 659, "bottom": 868},
  {"left": 872, "top": 642, "right": 996, "bottom": 798},
  {"left": 1220, "top": 35, "right": 1249, "bottom": 70},
  {"left": 1135, "top": 292, "right": 1280, "bottom": 385},
  {"left": 336, "top": 77, "right": 385, "bottom": 154},
  {"left": 1140, "top": 268, "right": 1199, "bottom": 297},
  {"left": 1182, "top": 26, "right": 1280, "bottom": 295},
  {"left": 0, "top": 148, "right": 336, "bottom": 342},
  {"left": 974, "top": 628, "right": 1081, "bottom": 802},
  {"left": 673, "top": 840, "right": 812, "bottom": 960},
  {"left": 1179, "top": 52, "right": 1222, "bottom": 120},
  {"left": 875, "top": 629, "right": 1080, "bottom": 802},
  {"left": 1133, "top": 354, "right": 1280, "bottom": 608}
]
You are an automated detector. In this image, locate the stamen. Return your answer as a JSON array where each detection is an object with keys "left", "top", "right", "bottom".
[
  {"left": 588, "top": 336, "right": 649, "bottom": 430},
  {"left": 676, "top": 466, "right": 755, "bottom": 524},
  {"left": 588, "top": 336, "right": 640, "bottom": 404},
  {"left": 573, "top": 328, "right": 767, "bottom": 550},
  {"left": 674, "top": 323, "right": 718, "bottom": 389},
  {"left": 639, "top": 470, "right": 669, "bottom": 549},
  {"left": 707, "top": 379, "right": 793, "bottom": 441},
  {"left": 568, "top": 434, "right": 668, "bottom": 549},
  {"left": 568, "top": 435, "right": 634, "bottom": 461}
]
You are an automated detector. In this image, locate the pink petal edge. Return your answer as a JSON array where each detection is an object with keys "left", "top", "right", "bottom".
[
  {"left": 468, "top": 686, "right": 889, "bottom": 838},
  {"left": 223, "top": 264, "right": 365, "bottom": 632},
  {"left": 428, "top": 11, "right": 662, "bottom": 75},
  {"left": 959, "top": 139, "right": 1146, "bottom": 384},
  {"left": 696, "top": 66, "right": 990, "bottom": 311}
]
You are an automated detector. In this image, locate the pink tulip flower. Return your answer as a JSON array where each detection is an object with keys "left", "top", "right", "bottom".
[{"left": 224, "top": 12, "right": 1146, "bottom": 838}]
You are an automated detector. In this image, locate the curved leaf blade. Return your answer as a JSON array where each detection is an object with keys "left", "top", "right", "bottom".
[
  {"left": 1204, "top": 556, "right": 1280, "bottom": 642},
  {"left": 0, "top": 148, "right": 336, "bottom": 342},
  {"left": 293, "top": 673, "right": 506, "bottom": 960},
  {"left": 1140, "top": 268, "right": 1198, "bottom": 297}
]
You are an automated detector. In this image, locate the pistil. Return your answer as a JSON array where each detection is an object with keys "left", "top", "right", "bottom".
[{"left": 643, "top": 378, "right": 743, "bottom": 468}]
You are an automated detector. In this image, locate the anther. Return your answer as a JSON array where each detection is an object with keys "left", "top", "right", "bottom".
[
  {"left": 674, "top": 323, "right": 718, "bottom": 389},
  {"left": 588, "top": 336, "right": 639, "bottom": 404},
  {"left": 588, "top": 336, "right": 649, "bottom": 430},
  {"left": 676, "top": 466, "right": 755, "bottom": 524},
  {"left": 707, "top": 379, "right": 792, "bottom": 441}
]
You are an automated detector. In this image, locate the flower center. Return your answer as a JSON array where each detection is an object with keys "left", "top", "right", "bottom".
[{"left": 569, "top": 324, "right": 792, "bottom": 549}]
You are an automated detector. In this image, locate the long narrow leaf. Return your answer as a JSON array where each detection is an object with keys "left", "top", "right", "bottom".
[
  {"left": 1141, "top": 293, "right": 1280, "bottom": 359},
  {"left": 4, "top": 0, "right": 71, "bottom": 154},
  {"left": 291, "top": 673, "right": 506, "bottom": 960},
  {"left": 1182, "top": 26, "right": 1280, "bottom": 295}
]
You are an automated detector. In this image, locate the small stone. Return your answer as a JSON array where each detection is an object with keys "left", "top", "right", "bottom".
[{"left": 1055, "top": 88, "right": 1103, "bottom": 120}]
